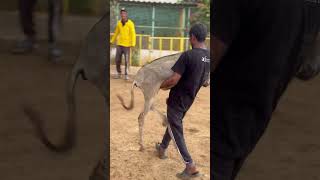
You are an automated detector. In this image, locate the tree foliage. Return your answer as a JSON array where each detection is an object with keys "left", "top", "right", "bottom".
[
  {"left": 110, "top": 0, "right": 119, "bottom": 30},
  {"left": 189, "top": 0, "right": 210, "bottom": 33}
]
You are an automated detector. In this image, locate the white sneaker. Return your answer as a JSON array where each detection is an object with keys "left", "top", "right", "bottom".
[
  {"left": 114, "top": 74, "right": 121, "bottom": 79},
  {"left": 124, "top": 75, "right": 129, "bottom": 80}
]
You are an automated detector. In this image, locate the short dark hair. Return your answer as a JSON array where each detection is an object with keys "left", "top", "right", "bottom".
[{"left": 189, "top": 23, "right": 207, "bottom": 42}]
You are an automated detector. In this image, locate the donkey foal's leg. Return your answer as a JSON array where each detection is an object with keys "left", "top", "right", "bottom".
[
  {"left": 138, "top": 112, "right": 145, "bottom": 151},
  {"left": 89, "top": 160, "right": 106, "bottom": 180},
  {"left": 151, "top": 106, "right": 168, "bottom": 127},
  {"left": 138, "top": 96, "right": 154, "bottom": 151}
]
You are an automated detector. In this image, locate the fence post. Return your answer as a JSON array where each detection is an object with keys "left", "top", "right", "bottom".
[
  {"left": 159, "top": 38, "right": 163, "bottom": 56},
  {"left": 180, "top": 38, "right": 184, "bottom": 52},
  {"left": 139, "top": 35, "right": 143, "bottom": 66},
  {"left": 148, "top": 36, "right": 152, "bottom": 63},
  {"left": 63, "top": 0, "right": 69, "bottom": 14},
  {"left": 129, "top": 48, "right": 132, "bottom": 69},
  {"left": 139, "top": 35, "right": 142, "bottom": 49}
]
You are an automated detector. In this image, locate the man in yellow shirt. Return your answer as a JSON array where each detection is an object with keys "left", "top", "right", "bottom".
[{"left": 111, "top": 7, "right": 136, "bottom": 80}]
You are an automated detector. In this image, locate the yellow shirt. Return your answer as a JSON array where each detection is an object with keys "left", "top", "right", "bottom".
[{"left": 110, "top": 19, "right": 136, "bottom": 47}]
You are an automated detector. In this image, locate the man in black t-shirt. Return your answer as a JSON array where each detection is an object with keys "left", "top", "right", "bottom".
[
  {"left": 212, "top": 0, "right": 305, "bottom": 179},
  {"left": 155, "top": 23, "right": 210, "bottom": 179}
]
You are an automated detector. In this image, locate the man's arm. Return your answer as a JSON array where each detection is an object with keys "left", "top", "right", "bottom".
[
  {"left": 212, "top": 0, "right": 241, "bottom": 71},
  {"left": 212, "top": 36, "right": 227, "bottom": 71},
  {"left": 110, "top": 22, "right": 119, "bottom": 44},
  {"left": 160, "top": 72, "right": 182, "bottom": 90},
  {"left": 161, "top": 52, "right": 186, "bottom": 90},
  {"left": 130, "top": 22, "right": 136, "bottom": 47}
]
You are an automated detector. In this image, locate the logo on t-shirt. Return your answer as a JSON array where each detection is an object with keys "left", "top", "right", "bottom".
[{"left": 201, "top": 56, "right": 210, "bottom": 63}]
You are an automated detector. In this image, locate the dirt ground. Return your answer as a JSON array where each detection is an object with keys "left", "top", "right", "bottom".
[
  {"left": 238, "top": 76, "right": 320, "bottom": 180},
  {"left": 109, "top": 70, "right": 320, "bottom": 180},
  {"left": 109, "top": 70, "right": 211, "bottom": 180}
]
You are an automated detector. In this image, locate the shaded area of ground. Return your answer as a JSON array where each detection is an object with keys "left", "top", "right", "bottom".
[
  {"left": 0, "top": 35, "right": 104, "bottom": 180},
  {"left": 238, "top": 76, "right": 320, "bottom": 180}
]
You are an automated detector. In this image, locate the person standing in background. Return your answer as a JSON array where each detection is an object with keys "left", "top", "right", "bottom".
[
  {"left": 110, "top": 7, "right": 136, "bottom": 80},
  {"left": 11, "top": 0, "right": 63, "bottom": 62}
]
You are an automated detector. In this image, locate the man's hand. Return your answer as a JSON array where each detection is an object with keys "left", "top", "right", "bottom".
[
  {"left": 160, "top": 72, "right": 181, "bottom": 90},
  {"left": 161, "top": 87, "right": 171, "bottom": 91},
  {"left": 203, "top": 81, "right": 210, "bottom": 87},
  {"left": 212, "top": 36, "right": 227, "bottom": 72}
]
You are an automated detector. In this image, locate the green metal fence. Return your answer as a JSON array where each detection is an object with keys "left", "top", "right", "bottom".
[{"left": 111, "top": 2, "right": 196, "bottom": 37}]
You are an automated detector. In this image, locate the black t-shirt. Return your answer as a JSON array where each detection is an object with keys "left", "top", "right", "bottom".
[
  {"left": 167, "top": 48, "right": 210, "bottom": 112},
  {"left": 212, "top": 0, "right": 305, "bottom": 158}
]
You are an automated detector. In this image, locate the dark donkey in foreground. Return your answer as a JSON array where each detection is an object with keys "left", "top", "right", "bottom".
[
  {"left": 22, "top": 13, "right": 109, "bottom": 180},
  {"left": 296, "top": 32, "right": 320, "bottom": 80},
  {"left": 295, "top": 0, "right": 320, "bottom": 80}
]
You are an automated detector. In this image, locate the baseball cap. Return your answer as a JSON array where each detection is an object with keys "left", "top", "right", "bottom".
[{"left": 120, "top": 7, "right": 127, "bottom": 12}]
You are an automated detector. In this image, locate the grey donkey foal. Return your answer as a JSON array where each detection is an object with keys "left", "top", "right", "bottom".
[
  {"left": 22, "top": 13, "right": 109, "bottom": 180},
  {"left": 117, "top": 53, "right": 210, "bottom": 152}
]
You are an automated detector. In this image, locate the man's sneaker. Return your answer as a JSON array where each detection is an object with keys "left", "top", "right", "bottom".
[
  {"left": 48, "top": 43, "right": 62, "bottom": 63},
  {"left": 124, "top": 74, "right": 130, "bottom": 80},
  {"left": 11, "top": 38, "right": 37, "bottom": 54},
  {"left": 155, "top": 142, "right": 168, "bottom": 159},
  {"left": 176, "top": 162, "right": 200, "bottom": 179},
  {"left": 114, "top": 73, "right": 121, "bottom": 79}
]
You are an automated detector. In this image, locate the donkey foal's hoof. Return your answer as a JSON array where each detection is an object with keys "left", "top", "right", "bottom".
[
  {"left": 139, "top": 146, "right": 145, "bottom": 151},
  {"left": 162, "top": 120, "right": 167, "bottom": 127}
]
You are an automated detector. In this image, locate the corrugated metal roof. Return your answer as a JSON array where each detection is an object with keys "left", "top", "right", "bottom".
[{"left": 120, "top": 0, "right": 195, "bottom": 5}]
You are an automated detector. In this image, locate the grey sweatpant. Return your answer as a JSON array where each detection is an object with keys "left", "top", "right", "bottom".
[
  {"left": 160, "top": 106, "right": 193, "bottom": 164},
  {"left": 18, "top": 0, "right": 62, "bottom": 43},
  {"left": 115, "top": 45, "right": 130, "bottom": 75}
]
